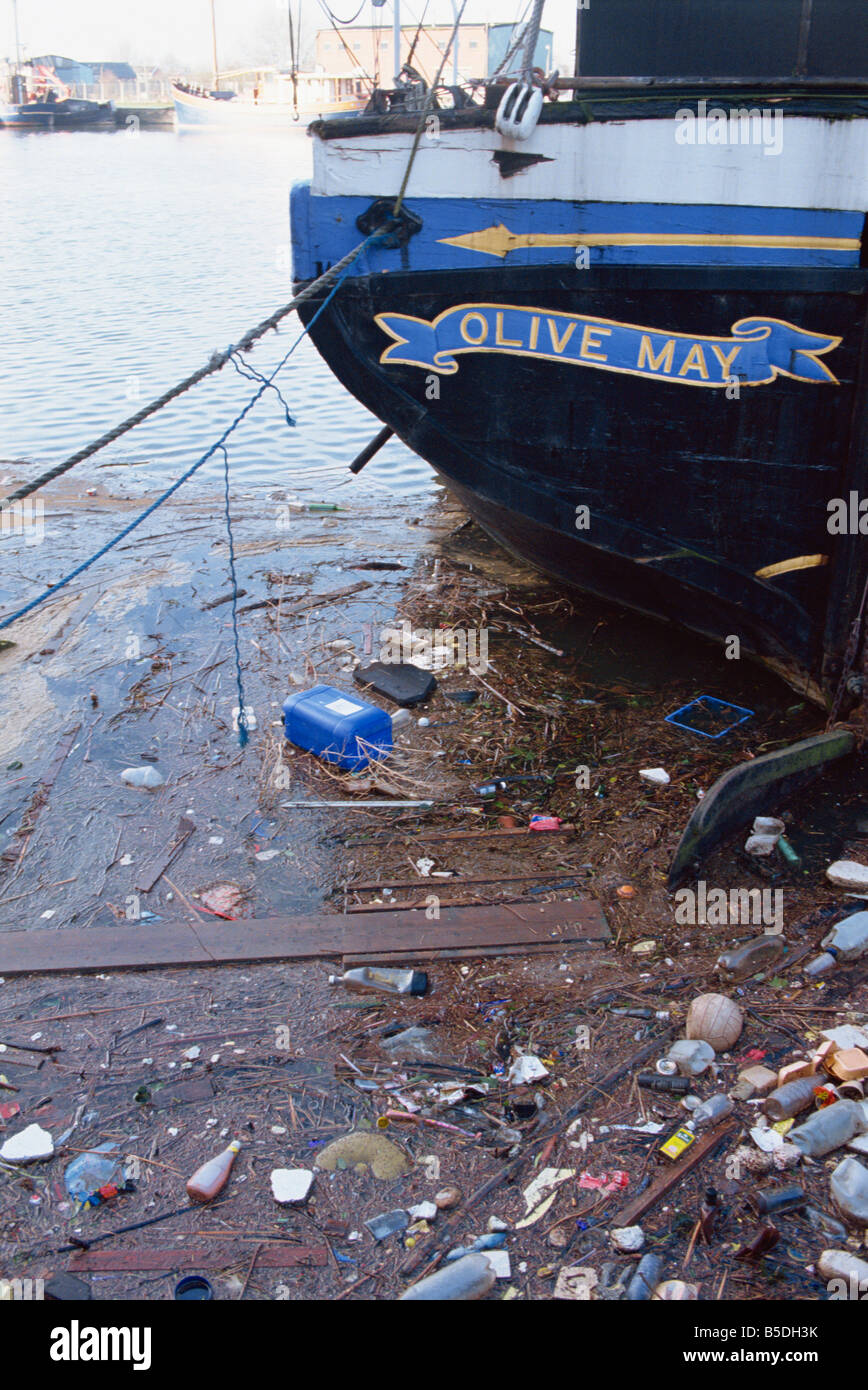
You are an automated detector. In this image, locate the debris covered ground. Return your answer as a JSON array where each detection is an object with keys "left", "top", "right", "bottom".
[{"left": 1, "top": 469, "right": 867, "bottom": 1301}]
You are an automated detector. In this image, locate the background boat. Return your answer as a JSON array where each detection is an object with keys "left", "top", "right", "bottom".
[
  {"left": 0, "top": 95, "right": 113, "bottom": 129},
  {"left": 172, "top": 75, "right": 365, "bottom": 130}
]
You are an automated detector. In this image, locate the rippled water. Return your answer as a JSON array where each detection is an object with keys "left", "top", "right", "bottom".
[{"left": 0, "top": 128, "right": 434, "bottom": 496}]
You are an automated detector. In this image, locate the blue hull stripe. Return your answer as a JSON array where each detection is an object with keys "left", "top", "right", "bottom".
[{"left": 291, "top": 184, "right": 864, "bottom": 278}]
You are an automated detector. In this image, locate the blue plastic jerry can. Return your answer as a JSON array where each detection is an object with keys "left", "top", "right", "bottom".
[{"left": 282, "top": 684, "right": 392, "bottom": 771}]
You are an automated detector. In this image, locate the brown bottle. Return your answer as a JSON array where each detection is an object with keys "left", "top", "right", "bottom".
[
  {"left": 186, "top": 1140, "right": 241, "bottom": 1203},
  {"left": 763, "top": 1076, "right": 819, "bottom": 1121}
]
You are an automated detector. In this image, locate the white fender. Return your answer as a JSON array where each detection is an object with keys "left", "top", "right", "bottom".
[{"left": 495, "top": 82, "right": 543, "bottom": 141}]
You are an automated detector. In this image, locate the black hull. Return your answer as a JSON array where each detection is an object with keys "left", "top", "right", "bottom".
[{"left": 298, "top": 262, "right": 868, "bottom": 700}]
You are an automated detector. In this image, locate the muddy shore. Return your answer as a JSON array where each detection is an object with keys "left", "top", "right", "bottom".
[{"left": 1, "top": 468, "right": 866, "bottom": 1302}]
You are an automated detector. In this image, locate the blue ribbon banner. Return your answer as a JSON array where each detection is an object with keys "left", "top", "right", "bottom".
[{"left": 375, "top": 305, "right": 840, "bottom": 386}]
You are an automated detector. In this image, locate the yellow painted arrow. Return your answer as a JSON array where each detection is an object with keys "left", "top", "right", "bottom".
[{"left": 438, "top": 223, "right": 861, "bottom": 260}]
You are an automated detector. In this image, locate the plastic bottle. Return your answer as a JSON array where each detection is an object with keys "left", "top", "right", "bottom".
[
  {"left": 64, "top": 1142, "right": 120, "bottom": 1200},
  {"left": 186, "top": 1140, "right": 241, "bottom": 1203},
  {"left": 804, "top": 1206, "right": 848, "bottom": 1241},
  {"left": 399, "top": 1252, "right": 496, "bottom": 1301},
  {"left": 473, "top": 780, "right": 508, "bottom": 798},
  {"left": 829, "top": 1155, "right": 868, "bottom": 1225},
  {"left": 328, "top": 966, "right": 428, "bottom": 996},
  {"left": 788, "top": 1099, "right": 867, "bottom": 1158},
  {"left": 764, "top": 1075, "right": 820, "bottom": 1121},
  {"left": 686, "top": 1094, "right": 734, "bottom": 1131},
  {"left": 716, "top": 936, "right": 785, "bottom": 982},
  {"left": 805, "top": 910, "right": 868, "bottom": 976},
  {"left": 626, "top": 1254, "right": 662, "bottom": 1300}
]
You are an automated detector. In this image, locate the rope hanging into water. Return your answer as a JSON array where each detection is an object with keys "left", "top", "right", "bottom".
[
  {"left": 0, "top": 236, "right": 376, "bottom": 510},
  {"left": 0, "top": 42, "right": 467, "bottom": 740},
  {"left": 0, "top": 247, "right": 374, "bottom": 637}
]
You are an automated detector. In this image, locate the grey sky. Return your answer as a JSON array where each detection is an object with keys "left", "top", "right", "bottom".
[{"left": 3, "top": 0, "right": 577, "bottom": 71}]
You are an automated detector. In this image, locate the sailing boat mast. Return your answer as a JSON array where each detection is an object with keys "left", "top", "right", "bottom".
[
  {"left": 11, "top": 0, "right": 25, "bottom": 101},
  {"left": 393, "top": 0, "right": 400, "bottom": 82},
  {"left": 210, "top": 0, "right": 220, "bottom": 89},
  {"left": 12, "top": 0, "right": 21, "bottom": 71}
]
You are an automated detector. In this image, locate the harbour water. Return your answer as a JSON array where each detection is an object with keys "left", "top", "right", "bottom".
[{"left": 0, "top": 128, "right": 434, "bottom": 496}]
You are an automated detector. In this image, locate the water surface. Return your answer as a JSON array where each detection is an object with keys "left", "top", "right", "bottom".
[{"left": 0, "top": 127, "right": 434, "bottom": 497}]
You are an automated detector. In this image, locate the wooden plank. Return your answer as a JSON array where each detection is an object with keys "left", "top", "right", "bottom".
[
  {"left": 0, "top": 899, "right": 609, "bottom": 976},
  {"left": 344, "top": 824, "right": 580, "bottom": 847},
  {"left": 68, "top": 1245, "right": 328, "bottom": 1272},
  {"left": 348, "top": 871, "right": 582, "bottom": 891},
  {"left": 343, "top": 941, "right": 608, "bottom": 965},
  {"left": 344, "top": 893, "right": 578, "bottom": 913},
  {"left": 135, "top": 816, "right": 195, "bottom": 894}
]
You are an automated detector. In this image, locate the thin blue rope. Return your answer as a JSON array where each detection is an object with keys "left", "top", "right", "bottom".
[
  {"left": 217, "top": 444, "right": 249, "bottom": 748},
  {"left": 230, "top": 353, "right": 296, "bottom": 427},
  {"left": 0, "top": 243, "right": 373, "bottom": 637}
]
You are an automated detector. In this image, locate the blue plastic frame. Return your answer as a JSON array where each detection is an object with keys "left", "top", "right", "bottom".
[{"left": 664, "top": 694, "right": 755, "bottom": 739}]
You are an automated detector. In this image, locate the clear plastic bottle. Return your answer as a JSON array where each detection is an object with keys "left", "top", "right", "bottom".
[
  {"left": 716, "top": 936, "right": 785, "bottom": 982},
  {"left": 686, "top": 1094, "right": 734, "bottom": 1131},
  {"left": 329, "top": 966, "right": 428, "bottom": 996},
  {"left": 186, "top": 1140, "right": 241, "bottom": 1202},
  {"left": 399, "top": 1252, "right": 496, "bottom": 1301},
  {"left": 764, "top": 1076, "right": 820, "bottom": 1121},
  {"left": 829, "top": 1155, "right": 868, "bottom": 1225},
  {"left": 64, "top": 1142, "right": 121, "bottom": 1200},
  {"left": 789, "top": 1100, "right": 866, "bottom": 1158},
  {"left": 805, "top": 910, "right": 868, "bottom": 976}
]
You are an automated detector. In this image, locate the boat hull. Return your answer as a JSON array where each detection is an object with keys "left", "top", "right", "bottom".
[
  {"left": 172, "top": 85, "right": 363, "bottom": 130},
  {"left": 295, "top": 257, "right": 868, "bottom": 698},
  {"left": 0, "top": 99, "right": 113, "bottom": 130}
]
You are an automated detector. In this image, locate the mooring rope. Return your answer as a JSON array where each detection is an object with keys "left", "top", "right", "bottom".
[
  {"left": 0, "top": 247, "right": 373, "bottom": 636},
  {"left": 0, "top": 44, "right": 466, "bottom": 744},
  {"left": 0, "top": 236, "right": 376, "bottom": 510}
]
